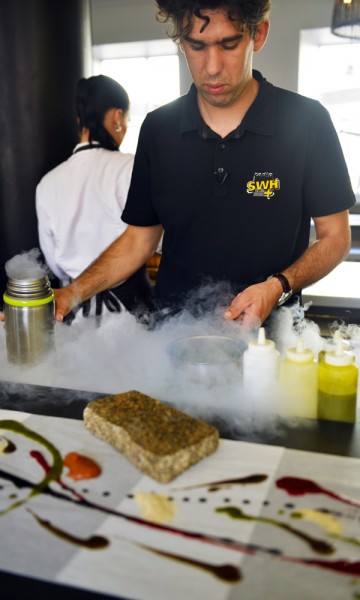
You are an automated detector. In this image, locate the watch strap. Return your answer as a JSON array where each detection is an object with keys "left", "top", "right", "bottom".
[
  {"left": 267, "top": 273, "right": 293, "bottom": 307},
  {"left": 269, "top": 273, "right": 292, "bottom": 294}
]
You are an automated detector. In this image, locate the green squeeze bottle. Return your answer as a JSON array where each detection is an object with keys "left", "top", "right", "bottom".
[
  {"left": 280, "top": 337, "right": 318, "bottom": 419},
  {"left": 318, "top": 337, "right": 358, "bottom": 423}
]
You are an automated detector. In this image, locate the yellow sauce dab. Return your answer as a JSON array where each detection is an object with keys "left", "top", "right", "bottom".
[
  {"left": 134, "top": 492, "right": 178, "bottom": 524},
  {"left": 293, "top": 509, "right": 342, "bottom": 535}
]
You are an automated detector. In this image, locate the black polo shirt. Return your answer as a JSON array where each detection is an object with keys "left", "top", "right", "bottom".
[{"left": 122, "top": 70, "right": 355, "bottom": 308}]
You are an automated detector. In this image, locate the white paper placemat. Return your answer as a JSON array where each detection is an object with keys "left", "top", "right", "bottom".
[{"left": 1, "top": 409, "right": 360, "bottom": 599}]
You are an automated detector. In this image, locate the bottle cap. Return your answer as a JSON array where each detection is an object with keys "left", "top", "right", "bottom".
[
  {"left": 325, "top": 337, "right": 355, "bottom": 366},
  {"left": 247, "top": 327, "right": 276, "bottom": 354},
  {"left": 286, "top": 337, "right": 314, "bottom": 363},
  {"left": 323, "top": 330, "right": 350, "bottom": 352}
]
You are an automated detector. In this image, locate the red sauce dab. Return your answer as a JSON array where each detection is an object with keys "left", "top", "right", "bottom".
[
  {"left": 63, "top": 452, "right": 101, "bottom": 481},
  {"left": 276, "top": 476, "right": 360, "bottom": 509}
]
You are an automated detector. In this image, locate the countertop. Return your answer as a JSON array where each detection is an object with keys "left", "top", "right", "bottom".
[
  {"left": 1, "top": 379, "right": 360, "bottom": 458},
  {"left": 1, "top": 381, "right": 360, "bottom": 600}
]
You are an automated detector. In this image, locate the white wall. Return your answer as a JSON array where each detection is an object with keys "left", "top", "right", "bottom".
[
  {"left": 90, "top": 0, "right": 336, "bottom": 93},
  {"left": 91, "top": 0, "right": 167, "bottom": 44},
  {"left": 254, "top": 0, "right": 335, "bottom": 91}
]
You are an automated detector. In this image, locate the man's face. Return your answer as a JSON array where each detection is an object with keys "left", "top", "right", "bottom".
[{"left": 180, "top": 9, "right": 268, "bottom": 109}]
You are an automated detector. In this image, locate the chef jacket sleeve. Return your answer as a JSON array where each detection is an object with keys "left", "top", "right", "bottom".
[
  {"left": 35, "top": 180, "right": 68, "bottom": 281},
  {"left": 114, "top": 153, "right": 135, "bottom": 213}
]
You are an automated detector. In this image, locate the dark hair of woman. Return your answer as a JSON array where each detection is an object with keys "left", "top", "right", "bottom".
[
  {"left": 76, "top": 75, "right": 130, "bottom": 151},
  {"left": 156, "top": 0, "right": 272, "bottom": 41}
]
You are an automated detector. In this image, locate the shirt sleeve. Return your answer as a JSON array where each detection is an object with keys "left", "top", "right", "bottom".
[
  {"left": 121, "top": 117, "right": 161, "bottom": 226},
  {"left": 302, "top": 102, "right": 355, "bottom": 217}
]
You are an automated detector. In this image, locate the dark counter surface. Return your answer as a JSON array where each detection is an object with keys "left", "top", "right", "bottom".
[
  {"left": 0, "top": 380, "right": 103, "bottom": 419},
  {"left": 1, "top": 379, "right": 359, "bottom": 458},
  {"left": 1, "top": 379, "right": 360, "bottom": 600}
]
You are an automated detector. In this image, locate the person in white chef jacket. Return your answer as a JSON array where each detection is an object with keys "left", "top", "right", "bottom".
[{"left": 36, "top": 75, "right": 154, "bottom": 324}]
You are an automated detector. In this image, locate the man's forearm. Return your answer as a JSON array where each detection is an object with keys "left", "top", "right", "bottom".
[
  {"left": 54, "top": 225, "right": 163, "bottom": 320},
  {"left": 72, "top": 239, "right": 139, "bottom": 301},
  {"left": 282, "top": 229, "right": 351, "bottom": 293},
  {"left": 224, "top": 211, "right": 351, "bottom": 325}
]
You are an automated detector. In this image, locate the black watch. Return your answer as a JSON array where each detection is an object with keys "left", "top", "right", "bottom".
[{"left": 267, "top": 273, "right": 293, "bottom": 307}]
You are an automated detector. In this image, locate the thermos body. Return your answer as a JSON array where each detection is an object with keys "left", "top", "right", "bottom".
[{"left": 3, "top": 275, "right": 55, "bottom": 366}]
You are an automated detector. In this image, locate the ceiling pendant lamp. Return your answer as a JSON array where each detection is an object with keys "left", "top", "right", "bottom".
[{"left": 331, "top": 0, "right": 360, "bottom": 39}]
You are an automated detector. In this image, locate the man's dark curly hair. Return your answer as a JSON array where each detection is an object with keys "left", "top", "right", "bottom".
[{"left": 155, "top": 0, "right": 271, "bottom": 41}]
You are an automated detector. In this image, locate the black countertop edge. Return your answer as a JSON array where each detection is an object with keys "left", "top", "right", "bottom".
[{"left": 1, "top": 379, "right": 360, "bottom": 458}]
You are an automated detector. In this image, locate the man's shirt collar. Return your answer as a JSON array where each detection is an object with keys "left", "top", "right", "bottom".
[{"left": 179, "top": 70, "right": 275, "bottom": 139}]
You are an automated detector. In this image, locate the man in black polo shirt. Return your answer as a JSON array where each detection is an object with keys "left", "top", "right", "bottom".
[{"left": 54, "top": 0, "right": 355, "bottom": 328}]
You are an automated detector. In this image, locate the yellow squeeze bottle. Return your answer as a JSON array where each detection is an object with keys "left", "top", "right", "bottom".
[
  {"left": 280, "top": 337, "right": 318, "bottom": 419},
  {"left": 317, "top": 337, "right": 358, "bottom": 423}
]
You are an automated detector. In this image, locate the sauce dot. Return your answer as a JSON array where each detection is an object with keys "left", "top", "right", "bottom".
[{"left": 63, "top": 452, "right": 101, "bottom": 481}]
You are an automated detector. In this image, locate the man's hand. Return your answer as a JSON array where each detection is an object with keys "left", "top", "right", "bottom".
[
  {"left": 54, "top": 287, "right": 79, "bottom": 322},
  {"left": 223, "top": 278, "right": 284, "bottom": 327}
]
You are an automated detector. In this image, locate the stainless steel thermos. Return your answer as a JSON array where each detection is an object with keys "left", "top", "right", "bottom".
[{"left": 3, "top": 274, "right": 55, "bottom": 365}]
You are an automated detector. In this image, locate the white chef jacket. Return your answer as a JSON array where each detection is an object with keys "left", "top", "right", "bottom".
[{"left": 36, "top": 143, "right": 134, "bottom": 285}]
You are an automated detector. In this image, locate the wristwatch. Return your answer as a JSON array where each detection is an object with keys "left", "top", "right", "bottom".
[{"left": 267, "top": 273, "right": 293, "bottom": 307}]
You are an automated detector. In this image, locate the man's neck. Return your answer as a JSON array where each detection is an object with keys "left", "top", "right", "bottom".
[{"left": 197, "top": 77, "right": 259, "bottom": 138}]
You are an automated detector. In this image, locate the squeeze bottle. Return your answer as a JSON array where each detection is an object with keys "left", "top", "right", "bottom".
[
  {"left": 317, "top": 337, "right": 358, "bottom": 423},
  {"left": 242, "top": 327, "right": 280, "bottom": 407},
  {"left": 280, "top": 338, "right": 317, "bottom": 419}
]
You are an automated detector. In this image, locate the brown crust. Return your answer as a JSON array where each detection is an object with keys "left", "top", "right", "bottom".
[{"left": 83, "top": 390, "right": 219, "bottom": 483}]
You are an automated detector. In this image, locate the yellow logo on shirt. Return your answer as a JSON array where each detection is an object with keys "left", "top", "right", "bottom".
[{"left": 247, "top": 173, "right": 280, "bottom": 199}]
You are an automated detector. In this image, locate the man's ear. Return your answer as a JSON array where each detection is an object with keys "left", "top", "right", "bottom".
[{"left": 253, "top": 20, "right": 270, "bottom": 53}]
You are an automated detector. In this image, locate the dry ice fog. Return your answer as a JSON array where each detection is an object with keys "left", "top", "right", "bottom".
[{"left": 2, "top": 250, "right": 360, "bottom": 431}]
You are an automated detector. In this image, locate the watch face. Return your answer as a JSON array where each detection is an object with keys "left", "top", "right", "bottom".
[{"left": 276, "top": 292, "right": 292, "bottom": 307}]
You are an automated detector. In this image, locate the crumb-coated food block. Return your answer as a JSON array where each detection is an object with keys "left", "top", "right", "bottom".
[{"left": 83, "top": 390, "right": 219, "bottom": 483}]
